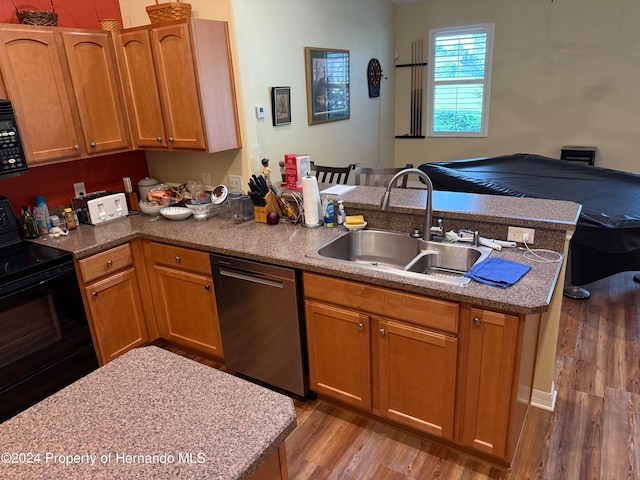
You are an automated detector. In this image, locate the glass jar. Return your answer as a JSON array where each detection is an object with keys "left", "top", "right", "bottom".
[
  {"left": 21, "top": 205, "right": 40, "bottom": 239},
  {"left": 64, "top": 207, "right": 76, "bottom": 230}
]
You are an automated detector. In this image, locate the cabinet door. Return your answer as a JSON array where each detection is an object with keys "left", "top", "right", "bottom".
[
  {"left": 376, "top": 318, "right": 457, "bottom": 439},
  {"left": 150, "top": 22, "right": 205, "bottom": 150},
  {"left": 84, "top": 268, "right": 148, "bottom": 365},
  {"left": 305, "top": 301, "right": 371, "bottom": 410},
  {"left": 151, "top": 265, "right": 223, "bottom": 358},
  {"left": 117, "top": 29, "right": 167, "bottom": 149},
  {"left": 0, "top": 26, "right": 81, "bottom": 164},
  {"left": 61, "top": 30, "right": 130, "bottom": 154},
  {"left": 459, "top": 308, "right": 519, "bottom": 459}
]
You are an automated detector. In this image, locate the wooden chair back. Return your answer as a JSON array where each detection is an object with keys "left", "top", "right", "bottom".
[
  {"left": 354, "top": 164, "right": 414, "bottom": 188},
  {"left": 310, "top": 162, "right": 355, "bottom": 185}
]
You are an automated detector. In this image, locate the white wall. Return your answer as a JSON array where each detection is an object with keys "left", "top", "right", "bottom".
[
  {"left": 395, "top": 0, "right": 640, "bottom": 173},
  {"left": 118, "top": 0, "right": 396, "bottom": 188}
]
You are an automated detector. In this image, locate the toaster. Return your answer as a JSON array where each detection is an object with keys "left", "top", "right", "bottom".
[{"left": 72, "top": 191, "right": 129, "bottom": 225}]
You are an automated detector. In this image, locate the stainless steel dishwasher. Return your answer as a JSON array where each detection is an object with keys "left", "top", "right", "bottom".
[{"left": 210, "top": 254, "right": 308, "bottom": 397}]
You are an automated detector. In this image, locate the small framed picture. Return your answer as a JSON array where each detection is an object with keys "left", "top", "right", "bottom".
[{"left": 271, "top": 86, "right": 291, "bottom": 126}]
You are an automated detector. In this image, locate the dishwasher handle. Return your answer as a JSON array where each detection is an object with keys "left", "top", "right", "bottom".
[{"left": 219, "top": 268, "right": 285, "bottom": 289}]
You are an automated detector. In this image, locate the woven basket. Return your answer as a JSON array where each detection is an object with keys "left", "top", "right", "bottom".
[
  {"left": 99, "top": 19, "right": 120, "bottom": 31},
  {"left": 146, "top": 0, "right": 191, "bottom": 24},
  {"left": 12, "top": 0, "right": 58, "bottom": 26}
]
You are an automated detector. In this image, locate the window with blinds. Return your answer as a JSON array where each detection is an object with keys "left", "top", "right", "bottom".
[{"left": 427, "top": 23, "right": 494, "bottom": 137}]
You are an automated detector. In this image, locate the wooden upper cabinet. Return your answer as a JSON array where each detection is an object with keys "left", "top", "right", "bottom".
[
  {"left": 150, "top": 21, "right": 205, "bottom": 150},
  {"left": 117, "top": 29, "right": 167, "bottom": 148},
  {"left": 0, "top": 26, "right": 82, "bottom": 164},
  {"left": 118, "top": 19, "right": 240, "bottom": 153},
  {"left": 61, "top": 30, "right": 130, "bottom": 154}
]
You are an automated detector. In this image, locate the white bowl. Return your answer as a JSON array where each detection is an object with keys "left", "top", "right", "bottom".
[
  {"left": 160, "top": 206, "right": 193, "bottom": 221},
  {"left": 138, "top": 201, "right": 163, "bottom": 216},
  {"left": 344, "top": 220, "right": 367, "bottom": 231}
]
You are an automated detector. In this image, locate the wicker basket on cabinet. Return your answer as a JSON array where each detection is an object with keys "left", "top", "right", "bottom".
[
  {"left": 146, "top": 0, "right": 192, "bottom": 23},
  {"left": 11, "top": 0, "right": 58, "bottom": 26}
]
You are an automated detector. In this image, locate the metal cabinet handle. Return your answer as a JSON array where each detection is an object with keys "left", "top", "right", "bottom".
[
  {"left": 90, "top": 141, "right": 97, "bottom": 148},
  {"left": 156, "top": 136, "right": 163, "bottom": 142},
  {"left": 357, "top": 322, "right": 364, "bottom": 331},
  {"left": 74, "top": 144, "right": 80, "bottom": 150},
  {"left": 175, "top": 256, "right": 181, "bottom": 263},
  {"left": 106, "top": 260, "right": 113, "bottom": 267},
  {"left": 92, "top": 291, "right": 98, "bottom": 297},
  {"left": 204, "top": 284, "right": 211, "bottom": 290},
  {"left": 168, "top": 137, "right": 174, "bottom": 143},
  {"left": 472, "top": 316, "right": 481, "bottom": 327},
  {"left": 378, "top": 328, "right": 386, "bottom": 336}
]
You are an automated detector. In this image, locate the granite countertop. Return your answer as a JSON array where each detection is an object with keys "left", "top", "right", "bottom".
[
  {"left": 0, "top": 346, "right": 296, "bottom": 480},
  {"left": 34, "top": 186, "right": 581, "bottom": 314}
]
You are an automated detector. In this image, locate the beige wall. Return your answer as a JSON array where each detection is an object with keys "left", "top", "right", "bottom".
[
  {"left": 395, "top": 0, "right": 640, "bottom": 173},
  {"left": 118, "top": 0, "right": 396, "bottom": 188}
]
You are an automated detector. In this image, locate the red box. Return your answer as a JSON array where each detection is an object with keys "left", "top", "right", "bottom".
[{"left": 284, "top": 154, "right": 311, "bottom": 190}]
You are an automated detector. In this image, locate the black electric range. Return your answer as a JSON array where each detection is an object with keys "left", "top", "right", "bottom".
[{"left": 0, "top": 196, "right": 99, "bottom": 423}]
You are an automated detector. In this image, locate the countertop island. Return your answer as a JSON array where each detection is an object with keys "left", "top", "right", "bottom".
[{"left": 0, "top": 346, "right": 296, "bottom": 480}]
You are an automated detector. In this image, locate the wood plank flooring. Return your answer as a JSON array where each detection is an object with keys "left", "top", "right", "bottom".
[{"left": 163, "top": 271, "right": 640, "bottom": 479}]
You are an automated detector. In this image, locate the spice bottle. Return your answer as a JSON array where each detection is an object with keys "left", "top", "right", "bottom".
[
  {"left": 21, "top": 205, "right": 40, "bottom": 239},
  {"left": 64, "top": 207, "right": 76, "bottom": 230}
]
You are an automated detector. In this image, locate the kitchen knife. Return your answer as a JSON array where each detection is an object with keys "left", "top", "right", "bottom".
[
  {"left": 248, "top": 191, "right": 266, "bottom": 206},
  {"left": 251, "top": 175, "right": 265, "bottom": 195},
  {"left": 257, "top": 175, "right": 270, "bottom": 195}
]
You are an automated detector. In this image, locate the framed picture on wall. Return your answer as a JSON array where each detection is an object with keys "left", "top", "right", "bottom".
[
  {"left": 271, "top": 86, "right": 291, "bottom": 126},
  {"left": 304, "top": 47, "right": 350, "bottom": 125}
]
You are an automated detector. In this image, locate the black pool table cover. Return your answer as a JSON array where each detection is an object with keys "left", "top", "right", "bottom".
[{"left": 419, "top": 153, "right": 640, "bottom": 285}]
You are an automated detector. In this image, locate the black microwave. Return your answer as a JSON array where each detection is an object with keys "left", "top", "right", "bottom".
[{"left": 0, "top": 99, "right": 27, "bottom": 177}]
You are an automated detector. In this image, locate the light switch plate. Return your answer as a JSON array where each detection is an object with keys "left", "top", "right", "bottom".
[
  {"left": 73, "top": 182, "right": 86, "bottom": 197},
  {"left": 228, "top": 175, "right": 242, "bottom": 193}
]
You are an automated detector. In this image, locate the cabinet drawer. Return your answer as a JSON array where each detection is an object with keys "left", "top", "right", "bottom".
[
  {"left": 303, "top": 272, "right": 459, "bottom": 334},
  {"left": 78, "top": 244, "right": 133, "bottom": 284},
  {"left": 146, "top": 241, "right": 211, "bottom": 275}
]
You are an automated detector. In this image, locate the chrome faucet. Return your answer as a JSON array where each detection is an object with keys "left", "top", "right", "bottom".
[{"left": 380, "top": 168, "right": 435, "bottom": 241}]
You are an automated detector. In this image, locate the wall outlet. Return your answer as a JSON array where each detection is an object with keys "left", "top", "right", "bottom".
[
  {"left": 228, "top": 175, "right": 243, "bottom": 193},
  {"left": 507, "top": 226, "right": 535, "bottom": 244},
  {"left": 73, "top": 182, "right": 86, "bottom": 197}
]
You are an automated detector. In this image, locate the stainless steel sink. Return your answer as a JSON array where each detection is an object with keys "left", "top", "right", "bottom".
[{"left": 307, "top": 229, "right": 492, "bottom": 286}]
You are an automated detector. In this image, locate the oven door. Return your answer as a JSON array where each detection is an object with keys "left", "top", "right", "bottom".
[{"left": 0, "top": 260, "right": 98, "bottom": 422}]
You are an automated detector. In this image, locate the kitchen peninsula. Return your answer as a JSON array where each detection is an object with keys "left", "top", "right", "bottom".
[
  {"left": 0, "top": 346, "right": 296, "bottom": 480},
  {"left": 25, "top": 185, "right": 580, "bottom": 467}
]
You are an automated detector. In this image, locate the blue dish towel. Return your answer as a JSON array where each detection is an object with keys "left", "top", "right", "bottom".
[{"left": 464, "top": 257, "right": 531, "bottom": 288}]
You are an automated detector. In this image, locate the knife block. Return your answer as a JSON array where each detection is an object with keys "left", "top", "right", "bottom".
[{"left": 254, "top": 206, "right": 267, "bottom": 223}]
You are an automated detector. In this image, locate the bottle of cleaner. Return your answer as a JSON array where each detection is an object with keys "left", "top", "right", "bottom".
[
  {"left": 33, "top": 195, "right": 52, "bottom": 235},
  {"left": 337, "top": 200, "right": 345, "bottom": 225},
  {"left": 323, "top": 197, "right": 335, "bottom": 227}
]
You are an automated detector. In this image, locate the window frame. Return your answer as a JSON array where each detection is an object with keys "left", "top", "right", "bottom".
[{"left": 426, "top": 23, "right": 495, "bottom": 138}]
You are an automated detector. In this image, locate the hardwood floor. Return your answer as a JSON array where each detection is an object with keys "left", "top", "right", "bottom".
[{"left": 163, "top": 271, "right": 640, "bottom": 479}]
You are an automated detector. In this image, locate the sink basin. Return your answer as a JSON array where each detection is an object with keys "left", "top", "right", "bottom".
[
  {"left": 315, "top": 229, "right": 423, "bottom": 268},
  {"left": 307, "top": 229, "right": 492, "bottom": 286}
]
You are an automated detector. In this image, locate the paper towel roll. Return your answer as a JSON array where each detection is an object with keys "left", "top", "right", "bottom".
[{"left": 302, "top": 175, "right": 321, "bottom": 226}]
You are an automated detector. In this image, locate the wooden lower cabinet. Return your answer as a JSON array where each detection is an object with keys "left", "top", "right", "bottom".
[
  {"left": 455, "top": 306, "right": 535, "bottom": 462},
  {"left": 303, "top": 272, "right": 539, "bottom": 466},
  {"left": 77, "top": 242, "right": 149, "bottom": 365},
  {"left": 305, "top": 301, "right": 371, "bottom": 410},
  {"left": 375, "top": 317, "right": 457, "bottom": 440},
  {"left": 144, "top": 241, "right": 223, "bottom": 358}
]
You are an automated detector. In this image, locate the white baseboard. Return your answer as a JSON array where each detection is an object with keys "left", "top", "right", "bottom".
[{"left": 530, "top": 381, "right": 557, "bottom": 411}]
